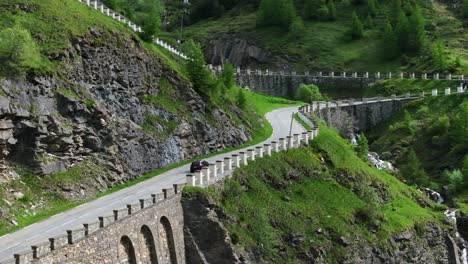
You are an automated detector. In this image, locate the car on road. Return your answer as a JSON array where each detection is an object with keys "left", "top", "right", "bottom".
[{"left": 190, "top": 160, "right": 209, "bottom": 173}]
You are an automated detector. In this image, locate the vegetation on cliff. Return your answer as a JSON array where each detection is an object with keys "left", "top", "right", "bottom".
[
  {"left": 185, "top": 122, "right": 448, "bottom": 262},
  {"left": 368, "top": 95, "right": 468, "bottom": 212},
  {"left": 163, "top": 0, "right": 467, "bottom": 73}
]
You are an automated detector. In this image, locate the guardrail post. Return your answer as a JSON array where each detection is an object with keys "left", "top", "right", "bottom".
[
  {"left": 271, "top": 141, "right": 279, "bottom": 152},
  {"left": 432, "top": 89, "right": 438, "bottom": 96},
  {"left": 256, "top": 146, "right": 264, "bottom": 158},
  {"left": 294, "top": 133, "right": 301, "bottom": 147},
  {"left": 420, "top": 91, "right": 425, "bottom": 97},
  {"left": 458, "top": 85, "right": 464, "bottom": 93},
  {"left": 318, "top": 71, "right": 322, "bottom": 77},
  {"left": 239, "top": 152, "right": 248, "bottom": 166},
  {"left": 151, "top": 194, "right": 157, "bottom": 203},
  {"left": 194, "top": 170, "right": 202, "bottom": 186},
  {"left": 307, "top": 130, "right": 314, "bottom": 140},
  {"left": 173, "top": 184, "right": 179, "bottom": 194},
  {"left": 313, "top": 127, "right": 319, "bottom": 137},
  {"left": 99, "top": 216, "right": 104, "bottom": 228},
  {"left": 224, "top": 157, "right": 232, "bottom": 171},
  {"left": 399, "top": 72, "right": 404, "bottom": 78},
  {"left": 391, "top": 94, "right": 396, "bottom": 100},
  {"left": 422, "top": 73, "right": 427, "bottom": 79},
  {"left": 67, "top": 230, "right": 73, "bottom": 244},
  {"left": 279, "top": 138, "right": 286, "bottom": 150},
  {"left": 209, "top": 163, "right": 217, "bottom": 179},
  {"left": 216, "top": 160, "right": 224, "bottom": 175},
  {"left": 434, "top": 73, "right": 439, "bottom": 79},
  {"left": 49, "top": 238, "right": 55, "bottom": 251},
  {"left": 341, "top": 72, "right": 346, "bottom": 78},
  {"left": 202, "top": 167, "right": 210, "bottom": 184},
  {"left": 139, "top": 199, "right": 145, "bottom": 209},
  {"left": 126, "top": 204, "right": 132, "bottom": 215},
  {"left": 446, "top": 74, "right": 452, "bottom": 80},
  {"left": 460, "top": 75, "right": 464, "bottom": 80},
  {"left": 364, "top": 72, "right": 369, "bottom": 78},
  {"left": 405, "top": 92, "right": 410, "bottom": 98},
  {"left": 302, "top": 132, "right": 309, "bottom": 144},
  {"left": 387, "top": 72, "right": 392, "bottom": 78},
  {"left": 375, "top": 72, "right": 380, "bottom": 79},
  {"left": 248, "top": 149, "right": 256, "bottom": 161},
  {"left": 113, "top": 210, "right": 119, "bottom": 221},
  {"left": 330, "top": 71, "right": 334, "bottom": 77},
  {"left": 31, "top": 246, "right": 38, "bottom": 259},
  {"left": 83, "top": 224, "right": 89, "bottom": 236},
  {"left": 232, "top": 154, "right": 240, "bottom": 168},
  {"left": 445, "top": 87, "right": 451, "bottom": 95}
]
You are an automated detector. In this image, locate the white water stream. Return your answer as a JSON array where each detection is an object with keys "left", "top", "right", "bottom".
[{"left": 350, "top": 132, "right": 467, "bottom": 263}]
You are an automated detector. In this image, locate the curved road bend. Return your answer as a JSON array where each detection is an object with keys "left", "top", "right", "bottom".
[{"left": 0, "top": 106, "right": 305, "bottom": 262}]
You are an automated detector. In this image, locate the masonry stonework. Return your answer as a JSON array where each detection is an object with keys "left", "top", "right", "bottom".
[{"left": 32, "top": 195, "right": 185, "bottom": 264}]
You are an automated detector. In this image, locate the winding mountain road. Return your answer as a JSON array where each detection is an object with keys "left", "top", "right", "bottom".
[{"left": 0, "top": 106, "right": 305, "bottom": 262}]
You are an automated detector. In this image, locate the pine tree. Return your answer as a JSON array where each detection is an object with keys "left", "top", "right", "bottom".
[
  {"left": 257, "top": 0, "right": 296, "bottom": 28},
  {"left": 367, "top": 0, "right": 377, "bottom": 16},
  {"left": 183, "top": 40, "right": 211, "bottom": 94},
  {"left": 452, "top": 100, "right": 468, "bottom": 152},
  {"left": 464, "top": 0, "right": 468, "bottom": 20},
  {"left": 328, "top": 0, "right": 337, "bottom": 21},
  {"left": 407, "top": 6, "right": 426, "bottom": 53},
  {"left": 289, "top": 16, "right": 305, "bottom": 38},
  {"left": 350, "top": 12, "right": 364, "bottom": 39},
  {"left": 236, "top": 89, "right": 247, "bottom": 109},
  {"left": 391, "top": 0, "right": 402, "bottom": 25},
  {"left": 220, "top": 62, "right": 235, "bottom": 90},
  {"left": 431, "top": 40, "right": 448, "bottom": 72},
  {"left": 304, "top": 0, "right": 322, "bottom": 19},
  {"left": 365, "top": 14, "right": 374, "bottom": 29},
  {"left": 462, "top": 155, "right": 468, "bottom": 188},
  {"left": 395, "top": 11, "right": 409, "bottom": 52},
  {"left": 356, "top": 132, "right": 369, "bottom": 159},
  {"left": 381, "top": 21, "right": 399, "bottom": 60},
  {"left": 401, "top": 149, "right": 429, "bottom": 186}
]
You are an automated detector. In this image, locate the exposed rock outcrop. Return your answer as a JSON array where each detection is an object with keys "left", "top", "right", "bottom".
[
  {"left": 0, "top": 30, "right": 251, "bottom": 189},
  {"left": 182, "top": 190, "right": 249, "bottom": 264}
]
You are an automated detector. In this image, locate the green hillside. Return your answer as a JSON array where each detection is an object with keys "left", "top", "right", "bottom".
[
  {"left": 184, "top": 122, "right": 447, "bottom": 262},
  {"left": 162, "top": 0, "right": 467, "bottom": 73},
  {"left": 368, "top": 95, "right": 468, "bottom": 212}
]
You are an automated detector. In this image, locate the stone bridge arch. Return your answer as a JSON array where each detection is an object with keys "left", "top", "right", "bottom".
[
  {"left": 139, "top": 225, "right": 158, "bottom": 264},
  {"left": 119, "top": 235, "right": 137, "bottom": 264},
  {"left": 159, "top": 216, "right": 178, "bottom": 264}
]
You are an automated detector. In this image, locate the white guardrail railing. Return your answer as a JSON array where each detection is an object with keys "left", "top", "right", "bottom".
[
  {"left": 77, "top": 0, "right": 188, "bottom": 60},
  {"left": 208, "top": 64, "right": 467, "bottom": 81}
]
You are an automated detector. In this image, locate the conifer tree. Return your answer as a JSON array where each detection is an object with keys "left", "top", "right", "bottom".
[
  {"left": 401, "top": 149, "right": 429, "bottom": 186},
  {"left": 183, "top": 40, "right": 211, "bottom": 94},
  {"left": 257, "top": 0, "right": 296, "bottom": 28},
  {"left": 367, "top": 0, "right": 377, "bottom": 16},
  {"left": 220, "top": 62, "right": 235, "bottom": 90},
  {"left": 304, "top": 0, "right": 322, "bottom": 19},
  {"left": 365, "top": 14, "right": 374, "bottom": 28},
  {"left": 452, "top": 100, "right": 468, "bottom": 152},
  {"left": 356, "top": 132, "right": 369, "bottom": 159},
  {"left": 408, "top": 6, "right": 427, "bottom": 53},
  {"left": 290, "top": 16, "right": 305, "bottom": 38},
  {"left": 236, "top": 89, "right": 247, "bottom": 109},
  {"left": 328, "top": 0, "right": 337, "bottom": 21},
  {"left": 431, "top": 40, "right": 448, "bottom": 71},
  {"left": 391, "top": 0, "right": 402, "bottom": 25},
  {"left": 381, "top": 21, "right": 399, "bottom": 60},
  {"left": 464, "top": 0, "right": 468, "bottom": 20},
  {"left": 395, "top": 11, "right": 409, "bottom": 52},
  {"left": 350, "top": 12, "right": 364, "bottom": 39}
]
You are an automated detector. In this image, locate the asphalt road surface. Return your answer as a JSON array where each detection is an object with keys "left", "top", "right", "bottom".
[{"left": 0, "top": 106, "right": 305, "bottom": 262}]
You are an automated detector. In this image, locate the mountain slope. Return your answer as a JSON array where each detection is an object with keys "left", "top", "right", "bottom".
[{"left": 182, "top": 123, "right": 460, "bottom": 263}]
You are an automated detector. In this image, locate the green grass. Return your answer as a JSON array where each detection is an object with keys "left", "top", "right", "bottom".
[
  {"left": 365, "top": 79, "right": 462, "bottom": 97},
  {"left": 162, "top": 1, "right": 467, "bottom": 73},
  {"left": 198, "top": 122, "right": 445, "bottom": 262}
]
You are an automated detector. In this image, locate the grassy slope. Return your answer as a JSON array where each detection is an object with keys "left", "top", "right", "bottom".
[
  {"left": 0, "top": 0, "right": 184, "bottom": 76},
  {"left": 368, "top": 95, "right": 468, "bottom": 211},
  {"left": 364, "top": 79, "right": 462, "bottom": 97},
  {"left": 187, "top": 122, "right": 446, "bottom": 262},
  {"left": 162, "top": 0, "right": 467, "bottom": 73}
]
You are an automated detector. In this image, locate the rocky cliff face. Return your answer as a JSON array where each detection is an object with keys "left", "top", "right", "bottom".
[
  {"left": 182, "top": 189, "right": 462, "bottom": 264},
  {"left": 0, "top": 30, "right": 251, "bottom": 192},
  {"left": 203, "top": 34, "right": 290, "bottom": 69}
]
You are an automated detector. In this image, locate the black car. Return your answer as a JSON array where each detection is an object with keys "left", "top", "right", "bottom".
[{"left": 190, "top": 160, "right": 209, "bottom": 173}]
